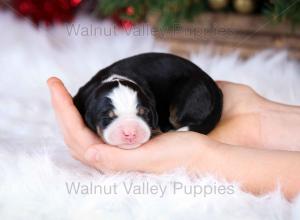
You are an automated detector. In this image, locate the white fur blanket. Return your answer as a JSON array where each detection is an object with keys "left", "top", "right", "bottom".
[{"left": 0, "top": 12, "right": 300, "bottom": 220}]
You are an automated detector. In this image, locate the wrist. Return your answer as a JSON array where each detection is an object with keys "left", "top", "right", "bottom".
[{"left": 189, "top": 134, "right": 225, "bottom": 175}]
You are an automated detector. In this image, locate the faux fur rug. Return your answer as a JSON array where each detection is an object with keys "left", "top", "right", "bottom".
[{"left": 0, "top": 12, "right": 300, "bottom": 220}]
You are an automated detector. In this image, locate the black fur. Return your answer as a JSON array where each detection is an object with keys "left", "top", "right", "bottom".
[{"left": 73, "top": 52, "right": 223, "bottom": 135}]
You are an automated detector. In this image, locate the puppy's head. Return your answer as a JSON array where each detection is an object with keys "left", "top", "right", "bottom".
[{"left": 85, "top": 79, "right": 158, "bottom": 149}]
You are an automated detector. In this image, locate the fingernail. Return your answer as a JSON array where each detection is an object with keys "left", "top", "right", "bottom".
[{"left": 84, "top": 148, "right": 99, "bottom": 161}]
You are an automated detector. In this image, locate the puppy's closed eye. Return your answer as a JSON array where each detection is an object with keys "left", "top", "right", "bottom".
[
  {"left": 107, "top": 110, "right": 116, "bottom": 118},
  {"left": 137, "top": 106, "right": 148, "bottom": 116},
  {"left": 99, "top": 110, "right": 117, "bottom": 128}
]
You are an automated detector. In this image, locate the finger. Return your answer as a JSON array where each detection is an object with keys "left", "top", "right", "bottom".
[
  {"left": 47, "top": 77, "right": 101, "bottom": 147},
  {"left": 47, "top": 77, "right": 84, "bottom": 130}
]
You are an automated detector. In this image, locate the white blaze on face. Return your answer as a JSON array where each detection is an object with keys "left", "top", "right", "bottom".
[
  {"left": 102, "top": 74, "right": 136, "bottom": 84},
  {"left": 102, "top": 82, "right": 151, "bottom": 149}
]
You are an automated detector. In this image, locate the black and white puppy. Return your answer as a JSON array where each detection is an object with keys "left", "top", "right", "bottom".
[{"left": 73, "top": 53, "right": 223, "bottom": 149}]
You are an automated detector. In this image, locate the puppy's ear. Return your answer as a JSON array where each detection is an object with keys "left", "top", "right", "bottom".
[
  {"left": 149, "top": 103, "right": 159, "bottom": 130},
  {"left": 73, "top": 81, "right": 99, "bottom": 132},
  {"left": 73, "top": 81, "right": 98, "bottom": 116},
  {"left": 139, "top": 87, "right": 159, "bottom": 130},
  {"left": 84, "top": 109, "right": 97, "bottom": 132}
]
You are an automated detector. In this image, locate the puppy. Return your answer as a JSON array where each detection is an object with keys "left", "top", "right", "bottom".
[{"left": 73, "top": 53, "right": 222, "bottom": 149}]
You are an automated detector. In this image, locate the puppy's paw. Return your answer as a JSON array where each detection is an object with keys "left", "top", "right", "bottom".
[{"left": 177, "top": 126, "right": 189, "bottom": 132}]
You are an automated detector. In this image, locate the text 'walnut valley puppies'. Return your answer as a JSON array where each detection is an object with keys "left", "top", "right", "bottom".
[{"left": 73, "top": 53, "right": 223, "bottom": 149}]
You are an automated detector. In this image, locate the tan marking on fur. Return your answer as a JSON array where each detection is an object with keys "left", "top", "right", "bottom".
[
  {"left": 169, "top": 106, "right": 181, "bottom": 129},
  {"left": 151, "top": 128, "right": 162, "bottom": 137}
]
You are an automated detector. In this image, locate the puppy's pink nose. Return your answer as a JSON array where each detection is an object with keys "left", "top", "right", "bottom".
[{"left": 122, "top": 128, "right": 137, "bottom": 142}]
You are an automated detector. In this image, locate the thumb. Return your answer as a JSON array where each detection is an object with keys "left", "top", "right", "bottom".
[{"left": 84, "top": 144, "right": 146, "bottom": 172}]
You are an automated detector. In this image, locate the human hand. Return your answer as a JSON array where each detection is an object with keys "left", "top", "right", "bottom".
[
  {"left": 47, "top": 77, "right": 216, "bottom": 173},
  {"left": 47, "top": 77, "right": 300, "bottom": 199}
]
